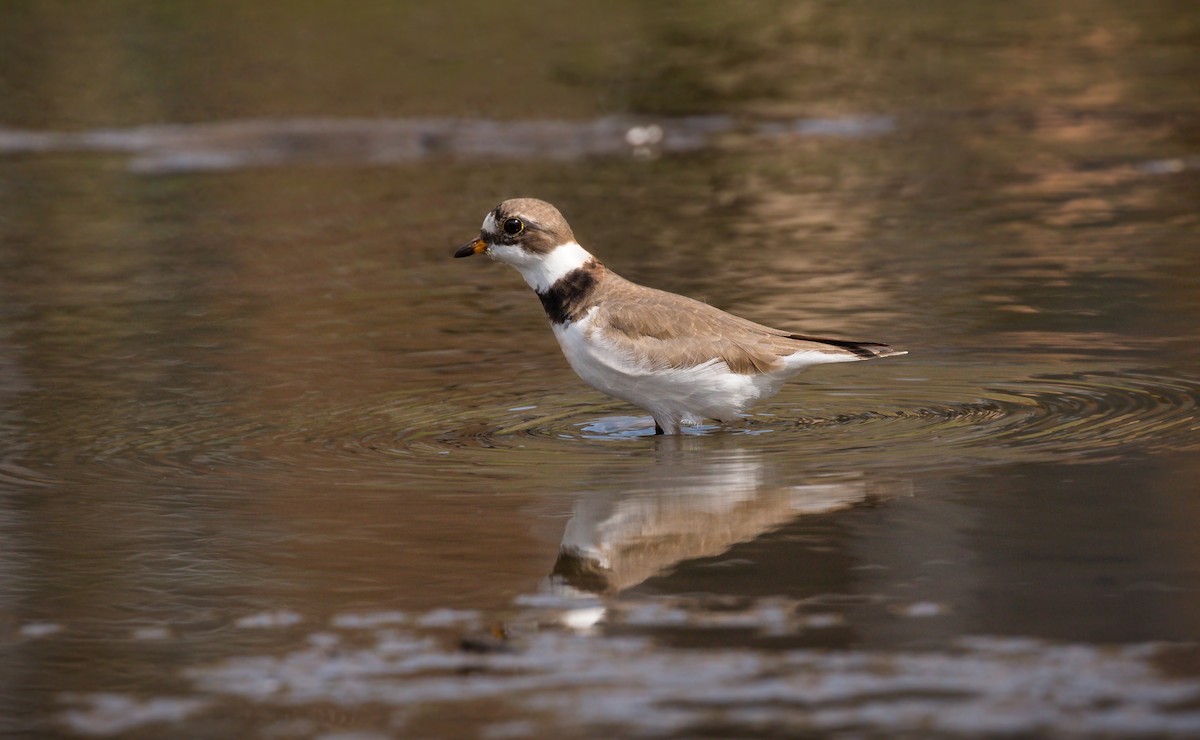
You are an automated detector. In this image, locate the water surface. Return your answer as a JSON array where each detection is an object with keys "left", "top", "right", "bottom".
[{"left": 2, "top": 2, "right": 1200, "bottom": 737}]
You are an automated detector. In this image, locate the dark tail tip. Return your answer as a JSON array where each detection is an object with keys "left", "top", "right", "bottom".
[{"left": 789, "top": 334, "right": 907, "bottom": 359}]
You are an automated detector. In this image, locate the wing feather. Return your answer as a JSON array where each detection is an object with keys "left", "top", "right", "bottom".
[{"left": 589, "top": 271, "right": 889, "bottom": 375}]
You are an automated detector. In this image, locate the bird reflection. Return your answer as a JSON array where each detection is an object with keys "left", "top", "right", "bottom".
[{"left": 548, "top": 436, "right": 869, "bottom": 597}]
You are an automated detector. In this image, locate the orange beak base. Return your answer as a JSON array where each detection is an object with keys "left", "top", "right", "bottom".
[{"left": 453, "top": 237, "right": 488, "bottom": 258}]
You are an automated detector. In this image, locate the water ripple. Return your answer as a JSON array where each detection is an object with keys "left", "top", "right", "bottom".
[
  {"left": 389, "top": 367, "right": 1200, "bottom": 467},
  {"left": 34, "top": 367, "right": 1200, "bottom": 486}
]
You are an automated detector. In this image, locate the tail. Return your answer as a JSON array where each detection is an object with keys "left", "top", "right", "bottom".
[{"left": 788, "top": 334, "right": 907, "bottom": 360}]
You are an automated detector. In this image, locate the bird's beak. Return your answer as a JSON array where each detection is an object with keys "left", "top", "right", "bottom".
[{"left": 454, "top": 237, "right": 488, "bottom": 258}]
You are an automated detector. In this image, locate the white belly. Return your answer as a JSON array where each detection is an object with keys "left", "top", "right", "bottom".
[{"left": 551, "top": 311, "right": 786, "bottom": 431}]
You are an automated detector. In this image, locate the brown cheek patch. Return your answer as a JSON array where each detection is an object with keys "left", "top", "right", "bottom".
[{"left": 517, "top": 229, "right": 563, "bottom": 255}]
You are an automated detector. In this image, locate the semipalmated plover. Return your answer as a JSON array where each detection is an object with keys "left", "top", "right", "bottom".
[{"left": 455, "top": 198, "right": 905, "bottom": 434}]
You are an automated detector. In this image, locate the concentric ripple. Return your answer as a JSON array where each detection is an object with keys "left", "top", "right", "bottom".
[
  {"left": 380, "top": 366, "right": 1200, "bottom": 469},
  {"left": 29, "top": 365, "right": 1200, "bottom": 487},
  {"left": 791, "top": 368, "right": 1200, "bottom": 467}
]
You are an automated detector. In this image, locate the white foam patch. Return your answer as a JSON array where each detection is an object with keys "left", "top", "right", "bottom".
[
  {"left": 414, "top": 608, "right": 481, "bottom": 628},
  {"left": 58, "top": 693, "right": 209, "bottom": 735},
  {"left": 181, "top": 623, "right": 1200, "bottom": 737},
  {"left": 234, "top": 610, "right": 303, "bottom": 629},
  {"left": 331, "top": 611, "right": 410, "bottom": 629}
]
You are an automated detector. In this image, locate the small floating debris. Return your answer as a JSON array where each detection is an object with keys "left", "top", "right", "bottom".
[
  {"left": 19, "top": 622, "right": 63, "bottom": 639},
  {"left": 890, "top": 600, "right": 951, "bottom": 618},
  {"left": 459, "top": 622, "right": 514, "bottom": 654},
  {"left": 130, "top": 626, "right": 172, "bottom": 641},
  {"left": 1137, "top": 156, "right": 1200, "bottom": 175}
]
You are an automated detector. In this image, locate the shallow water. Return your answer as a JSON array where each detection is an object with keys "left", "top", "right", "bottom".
[{"left": 2, "top": 2, "right": 1200, "bottom": 737}]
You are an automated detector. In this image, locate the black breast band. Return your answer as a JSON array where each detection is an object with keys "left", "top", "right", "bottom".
[{"left": 537, "top": 264, "right": 598, "bottom": 324}]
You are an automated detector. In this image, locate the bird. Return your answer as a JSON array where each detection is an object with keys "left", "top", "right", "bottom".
[{"left": 454, "top": 198, "right": 905, "bottom": 435}]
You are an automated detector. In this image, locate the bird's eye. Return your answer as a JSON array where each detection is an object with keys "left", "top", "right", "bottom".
[{"left": 503, "top": 218, "right": 524, "bottom": 236}]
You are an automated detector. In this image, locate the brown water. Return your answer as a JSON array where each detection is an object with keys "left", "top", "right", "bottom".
[{"left": 3, "top": 2, "right": 1200, "bottom": 737}]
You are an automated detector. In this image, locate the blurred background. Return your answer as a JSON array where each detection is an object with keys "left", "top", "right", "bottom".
[{"left": 2, "top": 2, "right": 1199, "bottom": 737}]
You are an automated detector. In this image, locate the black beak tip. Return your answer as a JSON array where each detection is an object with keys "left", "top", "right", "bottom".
[{"left": 453, "top": 240, "right": 485, "bottom": 258}]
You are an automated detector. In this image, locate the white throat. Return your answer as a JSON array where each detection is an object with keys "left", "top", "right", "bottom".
[{"left": 489, "top": 241, "right": 593, "bottom": 293}]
